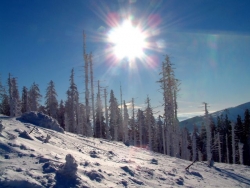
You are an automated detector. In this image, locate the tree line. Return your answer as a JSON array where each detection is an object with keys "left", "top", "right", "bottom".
[
  {"left": 0, "top": 34, "right": 249, "bottom": 166},
  {"left": 191, "top": 108, "right": 250, "bottom": 166},
  {"left": 0, "top": 54, "right": 190, "bottom": 159}
]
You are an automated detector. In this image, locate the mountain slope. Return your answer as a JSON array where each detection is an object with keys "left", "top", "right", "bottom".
[
  {"left": 180, "top": 102, "right": 250, "bottom": 131},
  {"left": 1, "top": 115, "right": 250, "bottom": 187}
]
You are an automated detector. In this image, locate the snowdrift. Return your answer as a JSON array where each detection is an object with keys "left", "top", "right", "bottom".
[
  {"left": 0, "top": 115, "right": 250, "bottom": 187},
  {"left": 18, "top": 111, "right": 64, "bottom": 133}
]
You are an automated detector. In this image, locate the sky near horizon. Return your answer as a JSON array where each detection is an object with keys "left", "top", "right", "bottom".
[{"left": 1, "top": 0, "right": 250, "bottom": 121}]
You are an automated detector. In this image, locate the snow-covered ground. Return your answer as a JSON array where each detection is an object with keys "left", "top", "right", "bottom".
[{"left": 1, "top": 115, "right": 250, "bottom": 188}]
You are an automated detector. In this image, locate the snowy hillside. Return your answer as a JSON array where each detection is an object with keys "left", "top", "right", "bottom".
[
  {"left": 1, "top": 115, "right": 250, "bottom": 187},
  {"left": 180, "top": 102, "right": 250, "bottom": 131}
]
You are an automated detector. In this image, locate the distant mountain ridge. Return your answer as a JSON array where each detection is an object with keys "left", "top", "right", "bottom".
[{"left": 179, "top": 101, "right": 250, "bottom": 131}]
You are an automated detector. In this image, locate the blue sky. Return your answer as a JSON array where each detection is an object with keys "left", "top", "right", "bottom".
[{"left": 1, "top": 0, "right": 250, "bottom": 121}]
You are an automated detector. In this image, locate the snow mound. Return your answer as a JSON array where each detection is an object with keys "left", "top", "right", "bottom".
[
  {"left": 57, "top": 154, "right": 78, "bottom": 178},
  {"left": 84, "top": 169, "right": 104, "bottom": 182},
  {"left": 18, "top": 111, "right": 64, "bottom": 133},
  {"left": 19, "top": 130, "right": 34, "bottom": 140},
  {"left": 55, "top": 154, "right": 87, "bottom": 187}
]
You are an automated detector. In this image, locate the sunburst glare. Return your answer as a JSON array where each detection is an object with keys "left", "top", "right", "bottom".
[{"left": 108, "top": 20, "right": 147, "bottom": 60}]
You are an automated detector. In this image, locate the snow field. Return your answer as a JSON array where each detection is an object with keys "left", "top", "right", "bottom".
[{"left": 0, "top": 116, "right": 250, "bottom": 187}]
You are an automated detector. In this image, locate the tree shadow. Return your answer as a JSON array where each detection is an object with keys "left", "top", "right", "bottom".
[{"left": 214, "top": 166, "right": 250, "bottom": 186}]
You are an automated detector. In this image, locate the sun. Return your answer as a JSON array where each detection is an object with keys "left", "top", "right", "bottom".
[{"left": 108, "top": 20, "right": 146, "bottom": 60}]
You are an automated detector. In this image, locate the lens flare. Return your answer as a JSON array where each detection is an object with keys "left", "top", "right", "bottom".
[{"left": 108, "top": 20, "right": 146, "bottom": 60}]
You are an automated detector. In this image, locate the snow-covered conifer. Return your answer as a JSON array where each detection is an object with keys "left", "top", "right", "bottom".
[
  {"left": 8, "top": 73, "right": 14, "bottom": 116},
  {"left": 156, "top": 115, "right": 164, "bottom": 153},
  {"left": 158, "top": 55, "right": 180, "bottom": 157},
  {"left": 83, "top": 32, "right": 91, "bottom": 136},
  {"left": 204, "top": 102, "right": 212, "bottom": 166},
  {"left": 238, "top": 142, "right": 244, "bottom": 164},
  {"left": 217, "top": 132, "right": 222, "bottom": 163},
  {"left": 8, "top": 77, "right": 21, "bottom": 117},
  {"left": 29, "top": 82, "right": 42, "bottom": 111},
  {"left": 231, "top": 122, "right": 236, "bottom": 164},
  {"left": 77, "top": 103, "right": 85, "bottom": 135},
  {"left": 94, "top": 81, "right": 105, "bottom": 138},
  {"left": 181, "top": 127, "right": 190, "bottom": 160},
  {"left": 137, "top": 109, "right": 143, "bottom": 148},
  {"left": 118, "top": 85, "right": 124, "bottom": 142},
  {"left": 57, "top": 100, "right": 65, "bottom": 130},
  {"left": 104, "top": 88, "right": 110, "bottom": 140},
  {"left": 192, "top": 125, "right": 198, "bottom": 161},
  {"left": 45, "top": 80, "right": 58, "bottom": 119},
  {"left": 109, "top": 90, "right": 119, "bottom": 141},
  {"left": 145, "top": 96, "right": 154, "bottom": 151},
  {"left": 226, "top": 133, "right": 229, "bottom": 163},
  {"left": 123, "top": 100, "right": 129, "bottom": 143},
  {"left": 89, "top": 53, "right": 96, "bottom": 137},
  {"left": 131, "top": 98, "right": 137, "bottom": 146},
  {"left": 0, "top": 77, "right": 10, "bottom": 116},
  {"left": 65, "top": 69, "right": 79, "bottom": 133},
  {"left": 21, "top": 86, "right": 29, "bottom": 113},
  {"left": 0, "top": 93, "right": 10, "bottom": 116},
  {"left": 0, "top": 75, "right": 4, "bottom": 109}
]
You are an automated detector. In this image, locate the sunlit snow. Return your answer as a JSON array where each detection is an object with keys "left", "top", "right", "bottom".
[{"left": 0, "top": 114, "right": 250, "bottom": 187}]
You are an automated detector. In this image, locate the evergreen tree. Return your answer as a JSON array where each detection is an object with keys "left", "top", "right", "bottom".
[
  {"left": 192, "top": 124, "right": 198, "bottom": 161},
  {"left": 217, "top": 132, "right": 222, "bottom": 163},
  {"left": 224, "top": 114, "right": 232, "bottom": 163},
  {"left": 153, "top": 117, "right": 161, "bottom": 153},
  {"left": 0, "top": 77, "right": 10, "bottom": 115},
  {"left": 94, "top": 81, "right": 105, "bottom": 138},
  {"left": 235, "top": 115, "right": 243, "bottom": 142},
  {"left": 216, "top": 115, "right": 224, "bottom": 135},
  {"left": 65, "top": 69, "right": 79, "bottom": 133},
  {"left": 181, "top": 127, "right": 191, "bottom": 160},
  {"left": 243, "top": 109, "right": 250, "bottom": 165},
  {"left": 29, "top": 82, "right": 42, "bottom": 111},
  {"left": 109, "top": 90, "right": 119, "bottom": 141},
  {"left": 9, "top": 77, "right": 21, "bottom": 117},
  {"left": 104, "top": 88, "right": 110, "bottom": 139},
  {"left": 137, "top": 109, "right": 144, "bottom": 148},
  {"left": 123, "top": 101, "right": 129, "bottom": 143},
  {"left": 8, "top": 73, "right": 14, "bottom": 116},
  {"left": 198, "top": 123, "right": 206, "bottom": 161},
  {"left": 156, "top": 115, "right": 164, "bottom": 153},
  {"left": 117, "top": 108, "right": 123, "bottom": 141},
  {"left": 204, "top": 102, "right": 212, "bottom": 166},
  {"left": 38, "top": 105, "right": 47, "bottom": 114},
  {"left": 21, "top": 86, "right": 29, "bottom": 113},
  {"left": 144, "top": 96, "right": 154, "bottom": 150},
  {"left": 131, "top": 98, "right": 138, "bottom": 146},
  {"left": 238, "top": 142, "right": 244, "bottom": 164},
  {"left": 231, "top": 122, "right": 237, "bottom": 164},
  {"left": 225, "top": 133, "right": 230, "bottom": 163},
  {"left": 157, "top": 55, "right": 179, "bottom": 157},
  {"left": 77, "top": 103, "right": 86, "bottom": 135},
  {"left": 0, "top": 75, "right": 4, "bottom": 112},
  {"left": 45, "top": 80, "right": 58, "bottom": 119},
  {"left": 89, "top": 53, "right": 96, "bottom": 138},
  {"left": 57, "top": 100, "right": 65, "bottom": 130},
  {"left": 0, "top": 93, "right": 10, "bottom": 116}
]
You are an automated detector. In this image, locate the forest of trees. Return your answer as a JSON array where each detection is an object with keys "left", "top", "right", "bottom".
[{"left": 0, "top": 36, "right": 249, "bottom": 166}]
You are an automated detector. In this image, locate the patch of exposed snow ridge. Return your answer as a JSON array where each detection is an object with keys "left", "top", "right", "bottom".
[{"left": 18, "top": 111, "right": 64, "bottom": 133}]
